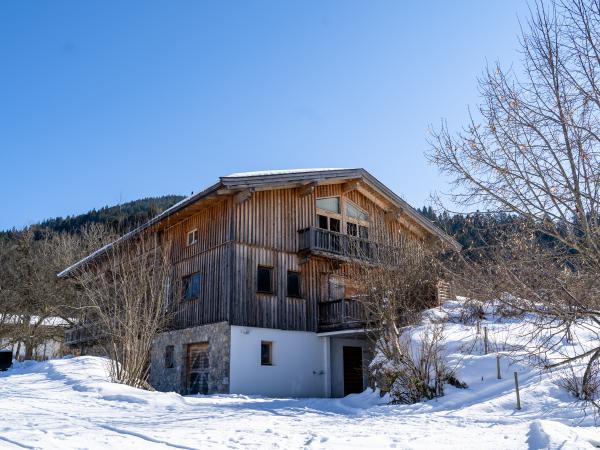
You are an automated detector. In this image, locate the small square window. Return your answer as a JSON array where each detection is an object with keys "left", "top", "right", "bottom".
[
  {"left": 287, "top": 271, "right": 301, "bottom": 298},
  {"left": 165, "top": 345, "right": 174, "bottom": 368},
  {"left": 187, "top": 229, "right": 198, "bottom": 246},
  {"left": 261, "top": 341, "right": 273, "bottom": 366},
  {"left": 183, "top": 273, "right": 201, "bottom": 300},
  {"left": 257, "top": 266, "right": 273, "bottom": 294}
]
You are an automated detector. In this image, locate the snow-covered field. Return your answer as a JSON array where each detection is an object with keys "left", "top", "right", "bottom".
[{"left": 0, "top": 302, "right": 598, "bottom": 449}]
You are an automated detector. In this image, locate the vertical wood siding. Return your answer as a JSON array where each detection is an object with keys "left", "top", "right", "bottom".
[{"left": 165, "top": 183, "right": 428, "bottom": 332}]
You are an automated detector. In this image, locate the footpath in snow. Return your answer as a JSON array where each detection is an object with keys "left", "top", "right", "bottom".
[{"left": 0, "top": 300, "right": 598, "bottom": 449}]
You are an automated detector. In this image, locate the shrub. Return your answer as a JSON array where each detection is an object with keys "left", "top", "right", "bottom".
[{"left": 371, "top": 324, "right": 466, "bottom": 404}]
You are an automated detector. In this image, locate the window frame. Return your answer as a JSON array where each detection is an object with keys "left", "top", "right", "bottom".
[
  {"left": 256, "top": 266, "right": 274, "bottom": 294},
  {"left": 261, "top": 341, "right": 273, "bottom": 366},
  {"left": 316, "top": 197, "right": 370, "bottom": 238},
  {"left": 286, "top": 270, "right": 302, "bottom": 298},
  {"left": 345, "top": 199, "right": 369, "bottom": 222},
  {"left": 316, "top": 196, "right": 343, "bottom": 232},
  {"left": 182, "top": 272, "right": 201, "bottom": 301},
  {"left": 316, "top": 196, "right": 341, "bottom": 214},
  {"left": 187, "top": 228, "right": 198, "bottom": 246}
]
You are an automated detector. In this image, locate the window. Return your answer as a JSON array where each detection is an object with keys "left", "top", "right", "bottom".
[
  {"left": 328, "top": 276, "right": 359, "bottom": 300},
  {"left": 318, "top": 214, "right": 328, "bottom": 230},
  {"left": 318, "top": 214, "right": 340, "bottom": 232},
  {"left": 287, "top": 271, "right": 301, "bottom": 298},
  {"left": 316, "top": 197, "right": 340, "bottom": 214},
  {"left": 257, "top": 266, "right": 273, "bottom": 293},
  {"left": 187, "top": 229, "right": 198, "bottom": 246},
  {"left": 164, "top": 345, "right": 174, "bottom": 368},
  {"left": 330, "top": 217, "right": 340, "bottom": 232},
  {"left": 346, "top": 201, "right": 369, "bottom": 221},
  {"left": 261, "top": 341, "right": 273, "bottom": 365},
  {"left": 183, "top": 273, "right": 201, "bottom": 300},
  {"left": 359, "top": 225, "right": 369, "bottom": 239},
  {"left": 347, "top": 222, "right": 358, "bottom": 236},
  {"left": 328, "top": 276, "right": 346, "bottom": 300}
]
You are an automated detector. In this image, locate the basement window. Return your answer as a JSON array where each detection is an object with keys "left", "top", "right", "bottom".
[
  {"left": 165, "top": 345, "right": 174, "bottom": 368},
  {"left": 187, "top": 229, "right": 198, "bottom": 246},
  {"left": 257, "top": 266, "right": 273, "bottom": 294},
  {"left": 287, "top": 271, "right": 301, "bottom": 298},
  {"left": 261, "top": 341, "right": 273, "bottom": 366}
]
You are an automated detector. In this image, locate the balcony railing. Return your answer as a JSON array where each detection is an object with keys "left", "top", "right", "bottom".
[
  {"left": 318, "top": 298, "right": 365, "bottom": 332},
  {"left": 64, "top": 322, "right": 105, "bottom": 346},
  {"left": 298, "top": 227, "right": 377, "bottom": 261}
]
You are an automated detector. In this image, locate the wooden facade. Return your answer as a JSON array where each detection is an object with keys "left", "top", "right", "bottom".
[
  {"left": 154, "top": 171, "right": 459, "bottom": 333},
  {"left": 61, "top": 169, "right": 460, "bottom": 335}
]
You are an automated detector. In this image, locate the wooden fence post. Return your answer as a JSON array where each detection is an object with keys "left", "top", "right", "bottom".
[
  {"left": 514, "top": 371, "right": 521, "bottom": 410},
  {"left": 484, "top": 327, "right": 489, "bottom": 354},
  {"left": 496, "top": 355, "right": 501, "bottom": 379}
]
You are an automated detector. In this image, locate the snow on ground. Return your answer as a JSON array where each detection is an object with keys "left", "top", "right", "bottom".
[{"left": 0, "top": 301, "right": 599, "bottom": 449}]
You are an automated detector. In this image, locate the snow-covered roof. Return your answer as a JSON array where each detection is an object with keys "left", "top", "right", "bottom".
[{"left": 226, "top": 168, "right": 348, "bottom": 177}]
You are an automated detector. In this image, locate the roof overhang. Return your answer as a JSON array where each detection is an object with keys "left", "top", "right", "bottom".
[{"left": 58, "top": 168, "right": 460, "bottom": 278}]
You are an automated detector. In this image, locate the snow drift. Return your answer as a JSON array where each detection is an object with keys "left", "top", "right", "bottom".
[{"left": 0, "top": 300, "right": 598, "bottom": 449}]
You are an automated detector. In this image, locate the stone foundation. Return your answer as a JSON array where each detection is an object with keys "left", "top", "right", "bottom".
[{"left": 149, "top": 321, "right": 230, "bottom": 394}]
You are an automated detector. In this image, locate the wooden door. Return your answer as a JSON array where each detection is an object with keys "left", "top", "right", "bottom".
[
  {"left": 342, "top": 346, "right": 363, "bottom": 396},
  {"left": 187, "top": 343, "right": 209, "bottom": 395}
]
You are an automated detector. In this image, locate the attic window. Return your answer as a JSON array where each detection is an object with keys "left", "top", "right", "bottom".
[
  {"left": 346, "top": 201, "right": 369, "bottom": 221},
  {"left": 316, "top": 197, "right": 340, "bottom": 214},
  {"left": 187, "top": 229, "right": 198, "bottom": 246}
]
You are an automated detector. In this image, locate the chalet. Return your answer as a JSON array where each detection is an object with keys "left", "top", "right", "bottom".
[{"left": 60, "top": 168, "right": 459, "bottom": 398}]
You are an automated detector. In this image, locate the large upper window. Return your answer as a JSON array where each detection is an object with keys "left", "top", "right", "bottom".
[
  {"left": 182, "top": 273, "right": 201, "bottom": 300},
  {"left": 316, "top": 197, "right": 340, "bottom": 214},
  {"left": 346, "top": 201, "right": 369, "bottom": 221}
]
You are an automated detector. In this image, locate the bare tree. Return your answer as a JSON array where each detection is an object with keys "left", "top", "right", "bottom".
[
  {"left": 429, "top": 0, "right": 600, "bottom": 407},
  {"left": 71, "top": 232, "right": 171, "bottom": 389},
  {"left": 345, "top": 231, "right": 458, "bottom": 402},
  {"left": 0, "top": 228, "right": 86, "bottom": 360}
]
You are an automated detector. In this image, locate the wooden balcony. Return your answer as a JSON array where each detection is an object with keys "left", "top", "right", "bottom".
[
  {"left": 318, "top": 298, "right": 366, "bottom": 332},
  {"left": 64, "top": 322, "right": 105, "bottom": 346},
  {"left": 298, "top": 227, "right": 377, "bottom": 261}
]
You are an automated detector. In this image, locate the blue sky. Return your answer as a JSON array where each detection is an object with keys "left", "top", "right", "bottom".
[{"left": 0, "top": 1, "right": 528, "bottom": 230}]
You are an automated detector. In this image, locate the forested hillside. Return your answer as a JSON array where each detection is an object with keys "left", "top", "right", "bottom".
[{"left": 2, "top": 195, "right": 185, "bottom": 237}]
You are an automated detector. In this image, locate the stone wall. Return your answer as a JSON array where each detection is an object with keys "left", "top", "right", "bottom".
[{"left": 149, "top": 321, "right": 231, "bottom": 394}]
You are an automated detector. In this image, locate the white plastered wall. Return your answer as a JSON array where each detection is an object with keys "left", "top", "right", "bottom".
[{"left": 229, "top": 326, "right": 328, "bottom": 397}]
